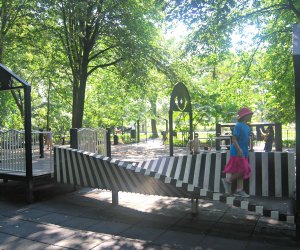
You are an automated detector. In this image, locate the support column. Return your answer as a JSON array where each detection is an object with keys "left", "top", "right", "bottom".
[
  {"left": 112, "top": 190, "right": 119, "bottom": 205},
  {"left": 24, "top": 86, "right": 33, "bottom": 203},
  {"left": 169, "top": 110, "right": 173, "bottom": 156},
  {"left": 106, "top": 128, "right": 111, "bottom": 157},
  {"left": 70, "top": 128, "right": 78, "bottom": 149},
  {"left": 39, "top": 129, "right": 44, "bottom": 158},
  {"left": 292, "top": 24, "right": 300, "bottom": 240},
  {"left": 216, "top": 124, "right": 222, "bottom": 150},
  {"left": 274, "top": 123, "right": 282, "bottom": 151},
  {"left": 191, "top": 197, "right": 199, "bottom": 217}
]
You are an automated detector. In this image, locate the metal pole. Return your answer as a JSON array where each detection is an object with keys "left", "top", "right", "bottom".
[
  {"left": 292, "top": 23, "right": 300, "bottom": 240},
  {"left": 275, "top": 123, "right": 282, "bottom": 151},
  {"left": 39, "top": 129, "right": 44, "bottom": 158},
  {"left": 164, "top": 119, "right": 167, "bottom": 133},
  {"left": 169, "top": 110, "right": 173, "bottom": 156},
  {"left": 216, "top": 124, "right": 221, "bottom": 150},
  {"left": 137, "top": 120, "right": 140, "bottom": 143},
  {"left": 106, "top": 128, "right": 111, "bottom": 158},
  {"left": 189, "top": 110, "right": 193, "bottom": 142}
]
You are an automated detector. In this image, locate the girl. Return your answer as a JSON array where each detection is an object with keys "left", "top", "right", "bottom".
[
  {"left": 263, "top": 125, "right": 274, "bottom": 152},
  {"left": 222, "top": 107, "right": 253, "bottom": 197}
]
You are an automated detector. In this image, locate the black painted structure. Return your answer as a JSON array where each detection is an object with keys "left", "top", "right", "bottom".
[
  {"left": 0, "top": 63, "right": 34, "bottom": 202},
  {"left": 216, "top": 122, "right": 282, "bottom": 151},
  {"left": 293, "top": 24, "right": 300, "bottom": 240},
  {"left": 169, "top": 83, "right": 193, "bottom": 156}
]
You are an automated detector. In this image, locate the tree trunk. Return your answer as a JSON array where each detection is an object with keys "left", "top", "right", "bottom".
[
  {"left": 151, "top": 118, "right": 158, "bottom": 138},
  {"left": 46, "top": 79, "right": 51, "bottom": 130},
  {"left": 149, "top": 96, "right": 158, "bottom": 138},
  {"left": 71, "top": 62, "right": 88, "bottom": 129}
]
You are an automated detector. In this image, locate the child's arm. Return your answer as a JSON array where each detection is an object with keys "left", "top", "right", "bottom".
[{"left": 232, "top": 136, "right": 243, "bottom": 157}]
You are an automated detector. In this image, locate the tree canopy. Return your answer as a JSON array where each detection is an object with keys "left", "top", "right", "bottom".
[
  {"left": 0, "top": 0, "right": 298, "bottom": 136},
  {"left": 165, "top": 0, "right": 300, "bottom": 124}
]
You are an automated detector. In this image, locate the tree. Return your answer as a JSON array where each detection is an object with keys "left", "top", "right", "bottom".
[
  {"left": 38, "top": 0, "right": 165, "bottom": 128},
  {"left": 0, "top": 0, "right": 35, "bottom": 123},
  {"left": 165, "top": 0, "right": 300, "bottom": 124}
]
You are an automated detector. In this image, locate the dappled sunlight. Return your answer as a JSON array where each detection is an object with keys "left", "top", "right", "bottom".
[
  {"left": 54, "top": 231, "right": 112, "bottom": 249},
  {"left": 262, "top": 218, "right": 279, "bottom": 225},
  {"left": 199, "top": 202, "right": 214, "bottom": 208},
  {"left": 245, "top": 215, "right": 258, "bottom": 221},
  {"left": 92, "top": 236, "right": 146, "bottom": 250},
  {"left": 0, "top": 185, "right": 297, "bottom": 249}
]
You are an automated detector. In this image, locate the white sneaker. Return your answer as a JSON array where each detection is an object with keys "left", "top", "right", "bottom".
[
  {"left": 234, "top": 190, "right": 250, "bottom": 198},
  {"left": 221, "top": 178, "right": 231, "bottom": 194}
]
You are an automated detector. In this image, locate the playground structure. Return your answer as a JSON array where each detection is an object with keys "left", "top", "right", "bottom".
[
  {"left": 216, "top": 122, "right": 282, "bottom": 151},
  {"left": 0, "top": 65, "right": 297, "bottom": 231},
  {"left": 55, "top": 146, "right": 295, "bottom": 222},
  {"left": 70, "top": 128, "right": 111, "bottom": 157},
  {"left": 0, "top": 64, "right": 37, "bottom": 202},
  {"left": 55, "top": 83, "right": 295, "bottom": 223}
]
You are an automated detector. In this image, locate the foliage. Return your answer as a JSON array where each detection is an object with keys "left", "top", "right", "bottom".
[
  {"left": 165, "top": 0, "right": 300, "bottom": 124},
  {"left": 0, "top": 0, "right": 298, "bottom": 139}
]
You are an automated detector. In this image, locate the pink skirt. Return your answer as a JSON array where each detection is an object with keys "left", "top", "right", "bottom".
[{"left": 223, "top": 156, "right": 251, "bottom": 180}]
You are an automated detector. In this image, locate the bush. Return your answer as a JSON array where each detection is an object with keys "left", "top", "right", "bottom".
[{"left": 282, "top": 139, "right": 295, "bottom": 148}]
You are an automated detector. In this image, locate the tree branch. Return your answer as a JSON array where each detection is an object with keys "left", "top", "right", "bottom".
[
  {"left": 240, "top": 3, "right": 295, "bottom": 20},
  {"left": 288, "top": 0, "right": 300, "bottom": 19},
  {"left": 87, "top": 57, "right": 123, "bottom": 75},
  {"left": 89, "top": 45, "right": 117, "bottom": 62}
]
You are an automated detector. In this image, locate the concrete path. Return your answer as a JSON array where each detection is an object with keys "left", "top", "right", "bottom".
[
  {"left": 111, "top": 138, "right": 187, "bottom": 161},
  {"left": 0, "top": 183, "right": 298, "bottom": 250}
]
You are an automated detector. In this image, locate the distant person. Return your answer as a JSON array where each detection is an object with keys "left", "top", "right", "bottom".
[
  {"left": 222, "top": 107, "right": 253, "bottom": 197},
  {"left": 161, "top": 131, "right": 168, "bottom": 145},
  {"left": 46, "top": 128, "right": 53, "bottom": 150},
  {"left": 263, "top": 125, "right": 274, "bottom": 152}
]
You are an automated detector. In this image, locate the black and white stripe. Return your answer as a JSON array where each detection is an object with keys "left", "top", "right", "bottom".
[
  {"left": 54, "top": 147, "right": 190, "bottom": 197},
  {"left": 248, "top": 152, "right": 295, "bottom": 198},
  {"left": 54, "top": 147, "right": 295, "bottom": 223}
]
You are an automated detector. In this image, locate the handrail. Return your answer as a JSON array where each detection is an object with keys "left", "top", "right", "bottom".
[{"left": 0, "top": 129, "right": 49, "bottom": 172}]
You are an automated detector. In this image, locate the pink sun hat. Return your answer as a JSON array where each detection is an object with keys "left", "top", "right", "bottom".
[{"left": 237, "top": 107, "right": 253, "bottom": 120}]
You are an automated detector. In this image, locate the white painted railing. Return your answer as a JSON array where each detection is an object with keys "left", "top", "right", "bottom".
[
  {"left": 77, "top": 127, "right": 107, "bottom": 156},
  {"left": 0, "top": 129, "right": 50, "bottom": 172}
]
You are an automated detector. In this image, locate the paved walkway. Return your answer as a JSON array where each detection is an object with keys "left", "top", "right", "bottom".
[
  {"left": 111, "top": 138, "right": 187, "bottom": 161},
  {"left": 0, "top": 183, "right": 298, "bottom": 250},
  {"left": 0, "top": 139, "right": 298, "bottom": 249}
]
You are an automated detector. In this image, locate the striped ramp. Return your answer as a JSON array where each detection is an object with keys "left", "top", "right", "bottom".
[{"left": 54, "top": 147, "right": 295, "bottom": 223}]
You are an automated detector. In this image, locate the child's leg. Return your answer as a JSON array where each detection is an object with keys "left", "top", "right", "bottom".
[
  {"left": 228, "top": 172, "right": 243, "bottom": 182},
  {"left": 234, "top": 176, "right": 250, "bottom": 197},
  {"left": 236, "top": 177, "right": 243, "bottom": 191},
  {"left": 222, "top": 174, "right": 232, "bottom": 194}
]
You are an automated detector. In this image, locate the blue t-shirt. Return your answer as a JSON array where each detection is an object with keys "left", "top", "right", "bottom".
[{"left": 230, "top": 122, "right": 251, "bottom": 157}]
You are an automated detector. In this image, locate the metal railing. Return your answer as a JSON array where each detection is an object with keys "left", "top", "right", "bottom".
[
  {"left": 0, "top": 129, "right": 51, "bottom": 172},
  {"left": 77, "top": 127, "right": 108, "bottom": 156},
  {"left": 186, "top": 136, "right": 232, "bottom": 154},
  {"left": 0, "top": 129, "right": 25, "bottom": 171}
]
